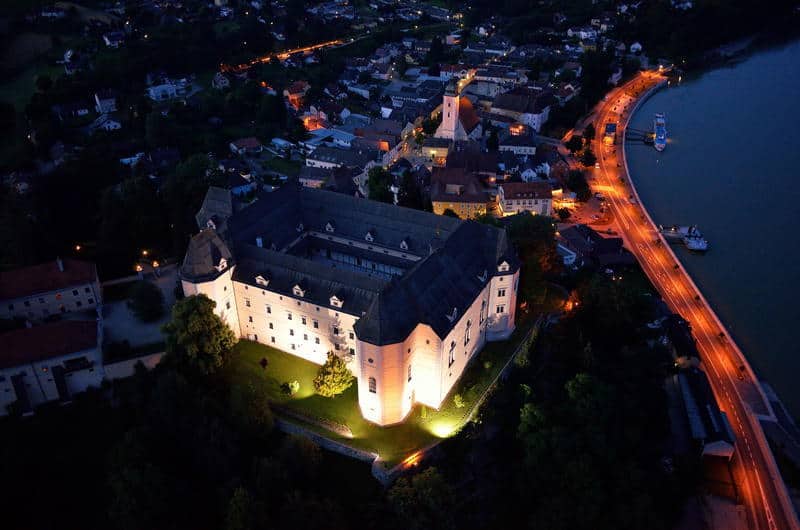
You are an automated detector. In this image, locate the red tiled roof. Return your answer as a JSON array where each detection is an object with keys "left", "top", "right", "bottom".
[
  {"left": 0, "top": 259, "right": 97, "bottom": 300},
  {"left": 458, "top": 97, "right": 481, "bottom": 133},
  {"left": 0, "top": 320, "right": 98, "bottom": 369},
  {"left": 501, "top": 182, "right": 552, "bottom": 200},
  {"left": 232, "top": 137, "right": 262, "bottom": 149}
]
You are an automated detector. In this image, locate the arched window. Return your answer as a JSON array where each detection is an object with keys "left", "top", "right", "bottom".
[{"left": 368, "top": 377, "right": 377, "bottom": 393}]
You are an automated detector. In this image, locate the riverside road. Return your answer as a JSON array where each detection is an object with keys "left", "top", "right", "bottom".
[{"left": 586, "top": 70, "right": 799, "bottom": 530}]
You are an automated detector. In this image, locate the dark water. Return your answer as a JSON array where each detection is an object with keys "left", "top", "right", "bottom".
[{"left": 627, "top": 40, "right": 800, "bottom": 418}]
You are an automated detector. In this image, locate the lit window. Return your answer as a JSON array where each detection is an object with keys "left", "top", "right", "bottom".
[{"left": 368, "top": 377, "right": 376, "bottom": 393}]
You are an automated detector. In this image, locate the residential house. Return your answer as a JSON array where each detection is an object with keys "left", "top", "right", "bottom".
[
  {"left": 212, "top": 72, "right": 231, "bottom": 90},
  {"left": 103, "top": 31, "right": 125, "bottom": 48},
  {"left": 94, "top": 90, "right": 117, "bottom": 114},
  {"left": 490, "top": 87, "right": 553, "bottom": 132},
  {"left": 0, "top": 320, "right": 104, "bottom": 416},
  {"left": 0, "top": 258, "right": 101, "bottom": 321},
  {"left": 497, "top": 182, "right": 552, "bottom": 216},
  {"left": 229, "top": 137, "right": 263, "bottom": 156},
  {"left": 430, "top": 167, "right": 490, "bottom": 219}
]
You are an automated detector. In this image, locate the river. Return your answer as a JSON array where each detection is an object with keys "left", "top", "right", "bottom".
[{"left": 626, "top": 40, "right": 800, "bottom": 419}]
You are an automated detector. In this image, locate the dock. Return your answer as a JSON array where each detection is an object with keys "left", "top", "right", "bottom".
[{"left": 659, "top": 225, "right": 709, "bottom": 251}]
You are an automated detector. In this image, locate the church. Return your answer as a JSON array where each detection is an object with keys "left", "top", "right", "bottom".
[
  {"left": 435, "top": 79, "right": 483, "bottom": 141},
  {"left": 181, "top": 184, "right": 519, "bottom": 426}
]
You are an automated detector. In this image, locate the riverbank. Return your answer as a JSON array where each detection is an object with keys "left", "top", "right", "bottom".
[{"left": 592, "top": 69, "right": 799, "bottom": 530}]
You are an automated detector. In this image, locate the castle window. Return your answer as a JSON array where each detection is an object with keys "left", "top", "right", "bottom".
[
  {"left": 271, "top": 336, "right": 275, "bottom": 343},
  {"left": 313, "top": 320, "right": 319, "bottom": 329},
  {"left": 248, "top": 316, "right": 253, "bottom": 323},
  {"left": 335, "top": 343, "right": 341, "bottom": 350},
  {"left": 408, "top": 365, "right": 412, "bottom": 382},
  {"left": 349, "top": 347, "right": 355, "bottom": 355},
  {"left": 301, "top": 316, "right": 307, "bottom": 325},
  {"left": 400, "top": 238, "right": 409, "bottom": 250},
  {"left": 304, "top": 334, "right": 308, "bottom": 341},
  {"left": 349, "top": 332, "right": 354, "bottom": 340},
  {"left": 293, "top": 284, "right": 306, "bottom": 297},
  {"left": 448, "top": 341, "right": 456, "bottom": 367},
  {"left": 480, "top": 300, "right": 486, "bottom": 324},
  {"left": 465, "top": 320, "right": 472, "bottom": 346},
  {"left": 256, "top": 275, "right": 268, "bottom": 286},
  {"left": 365, "top": 230, "right": 374, "bottom": 242},
  {"left": 226, "top": 302, "right": 230, "bottom": 310},
  {"left": 367, "top": 377, "right": 377, "bottom": 393},
  {"left": 330, "top": 295, "right": 343, "bottom": 308},
  {"left": 289, "top": 329, "right": 294, "bottom": 336},
  {"left": 245, "top": 298, "right": 251, "bottom": 307},
  {"left": 498, "top": 288, "right": 506, "bottom": 297},
  {"left": 315, "top": 337, "right": 320, "bottom": 344},
  {"left": 333, "top": 326, "right": 340, "bottom": 336},
  {"left": 325, "top": 221, "right": 335, "bottom": 233},
  {"left": 496, "top": 305, "right": 505, "bottom": 314},
  {"left": 269, "top": 323, "right": 273, "bottom": 329},
  {"left": 266, "top": 305, "right": 271, "bottom": 314},
  {"left": 287, "top": 312, "right": 292, "bottom": 320}
]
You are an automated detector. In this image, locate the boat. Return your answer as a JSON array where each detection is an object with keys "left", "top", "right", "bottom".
[
  {"left": 653, "top": 113, "right": 667, "bottom": 152},
  {"left": 658, "top": 224, "right": 709, "bottom": 251}
]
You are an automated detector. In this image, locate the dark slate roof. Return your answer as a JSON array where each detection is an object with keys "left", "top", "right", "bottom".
[
  {"left": 355, "top": 221, "right": 517, "bottom": 344},
  {"left": 195, "top": 186, "right": 232, "bottom": 231},
  {"left": 233, "top": 244, "right": 387, "bottom": 317},
  {"left": 193, "top": 183, "right": 517, "bottom": 345},
  {"left": 180, "top": 228, "right": 233, "bottom": 281},
  {"left": 0, "top": 259, "right": 97, "bottom": 300}
]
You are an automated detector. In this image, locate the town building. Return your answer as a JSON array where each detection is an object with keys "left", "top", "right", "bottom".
[
  {"left": 430, "top": 167, "right": 491, "bottom": 219},
  {"left": 0, "top": 258, "right": 101, "bottom": 321},
  {"left": 0, "top": 320, "right": 103, "bottom": 416},
  {"left": 435, "top": 81, "right": 483, "bottom": 142},
  {"left": 497, "top": 182, "right": 553, "bottom": 216},
  {"left": 180, "top": 184, "right": 519, "bottom": 426}
]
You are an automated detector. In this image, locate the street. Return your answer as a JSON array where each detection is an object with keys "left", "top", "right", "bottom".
[{"left": 588, "top": 71, "right": 799, "bottom": 530}]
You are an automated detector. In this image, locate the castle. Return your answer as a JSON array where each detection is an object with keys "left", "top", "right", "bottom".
[{"left": 180, "top": 184, "right": 519, "bottom": 426}]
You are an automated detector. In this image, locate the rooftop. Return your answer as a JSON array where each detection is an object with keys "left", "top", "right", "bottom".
[
  {"left": 0, "top": 320, "right": 98, "bottom": 369},
  {"left": 0, "top": 259, "right": 97, "bottom": 300}
]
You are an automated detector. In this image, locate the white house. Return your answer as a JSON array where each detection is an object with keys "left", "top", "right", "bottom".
[
  {"left": 497, "top": 182, "right": 553, "bottom": 216},
  {"left": 0, "top": 320, "right": 104, "bottom": 416}
]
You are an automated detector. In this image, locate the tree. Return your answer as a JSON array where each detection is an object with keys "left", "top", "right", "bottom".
[
  {"left": 0, "top": 101, "right": 16, "bottom": 134},
  {"left": 224, "top": 487, "right": 255, "bottom": 530},
  {"left": 313, "top": 352, "right": 354, "bottom": 397},
  {"left": 387, "top": 467, "right": 456, "bottom": 530},
  {"left": 35, "top": 74, "right": 53, "bottom": 92},
  {"left": 442, "top": 208, "right": 460, "bottom": 218},
  {"left": 367, "top": 166, "right": 394, "bottom": 203},
  {"left": 127, "top": 281, "right": 165, "bottom": 322},
  {"left": 487, "top": 128, "right": 499, "bottom": 151},
  {"left": 565, "top": 135, "right": 583, "bottom": 154},
  {"left": 162, "top": 294, "right": 237, "bottom": 375},
  {"left": 229, "top": 382, "right": 274, "bottom": 441},
  {"left": 566, "top": 170, "right": 591, "bottom": 202},
  {"left": 557, "top": 208, "right": 571, "bottom": 220},
  {"left": 581, "top": 148, "right": 597, "bottom": 167},
  {"left": 583, "top": 122, "right": 596, "bottom": 140}
]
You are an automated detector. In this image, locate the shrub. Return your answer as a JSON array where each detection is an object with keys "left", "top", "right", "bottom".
[
  {"left": 313, "top": 352, "right": 354, "bottom": 397},
  {"left": 127, "top": 281, "right": 164, "bottom": 322},
  {"left": 454, "top": 394, "right": 465, "bottom": 409},
  {"left": 281, "top": 380, "right": 300, "bottom": 396},
  {"left": 483, "top": 360, "right": 493, "bottom": 371}
]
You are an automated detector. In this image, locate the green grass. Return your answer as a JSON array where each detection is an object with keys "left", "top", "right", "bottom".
[
  {"left": 262, "top": 157, "right": 301, "bottom": 177},
  {"left": 224, "top": 315, "right": 538, "bottom": 465}
]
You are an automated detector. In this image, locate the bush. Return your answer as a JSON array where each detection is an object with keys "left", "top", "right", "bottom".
[
  {"left": 557, "top": 208, "right": 571, "bottom": 220},
  {"left": 313, "top": 352, "right": 353, "bottom": 397},
  {"left": 127, "top": 281, "right": 164, "bottom": 322},
  {"left": 281, "top": 380, "right": 300, "bottom": 396},
  {"left": 454, "top": 394, "right": 465, "bottom": 409}
]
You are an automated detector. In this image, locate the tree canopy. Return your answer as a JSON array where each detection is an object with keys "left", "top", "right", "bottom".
[
  {"left": 162, "top": 294, "right": 237, "bottom": 375},
  {"left": 313, "top": 352, "right": 354, "bottom": 398}
]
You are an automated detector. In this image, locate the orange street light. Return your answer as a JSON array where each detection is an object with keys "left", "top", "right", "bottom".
[
  {"left": 74, "top": 244, "right": 82, "bottom": 251},
  {"left": 142, "top": 249, "right": 149, "bottom": 257},
  {"left": 152, "top": 260, "right": 160, "bottom": 268},
  {"left": 135, "top": 264, "right": 143, "bottom": 272}
]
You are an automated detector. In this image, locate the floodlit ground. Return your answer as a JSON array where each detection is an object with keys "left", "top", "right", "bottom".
[{"left": 224, "top": 315, "right": 538, "bottom": 465}]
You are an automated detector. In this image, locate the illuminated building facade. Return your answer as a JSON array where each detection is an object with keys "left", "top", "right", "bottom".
[{"left": 181, "top": 184, "right": 519, "bottom": 425}]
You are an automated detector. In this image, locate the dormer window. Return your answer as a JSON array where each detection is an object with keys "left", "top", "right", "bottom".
[
  {"left": 445, "top": 307, "right": 458, "bottom": 323},
  {"left": 325, "top": 221, "right": 335, "bottom": 233},
  {"left": 477, "top": 269, "right": 488, "bottom": 283},
  {"left": 296, "top": 222, "right": 304, "bottom": 232},
  {"left": 255, "top": 275, "right": 268, "bottom": 287},
  {"left": 498, "top": 261, "right": 510, "bottom": 273},
  {"left": 206, "top": 219, "right": 217, "bottom": 230},
  {"left": 400, "top": 238, "right": 409, "bottom": 251},
  {"left": 215, "top": 258, "right": 228, "bottom": 272},
  {"left": 365, "top": 230, "right": 374, "bottom": 242},
  {"left": 330, "top": 295, "right": 343, "bottom": 308},
  {"left": 293, "top": 284, "right": 306, "bottom": 297}
]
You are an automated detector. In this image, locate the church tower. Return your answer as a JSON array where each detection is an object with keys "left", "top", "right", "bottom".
[{"left": 435, "top": 80, "right": 460, "bottom": 140}]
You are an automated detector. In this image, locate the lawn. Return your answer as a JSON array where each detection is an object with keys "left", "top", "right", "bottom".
[
  {"left": 262, "top": 156, "right": 301, "bottom": 177},
  {"left": 224, "top": 314, "right": 538, "bottom": 465}
]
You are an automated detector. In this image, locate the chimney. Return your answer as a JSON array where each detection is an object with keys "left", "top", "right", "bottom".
[{"left": 56, "top": 256, "right": 64, "bottom": 272}]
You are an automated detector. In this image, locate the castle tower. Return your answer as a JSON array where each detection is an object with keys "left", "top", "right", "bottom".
[{"left": 435, "top": 80, "right": 460, "bottom": 140}]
